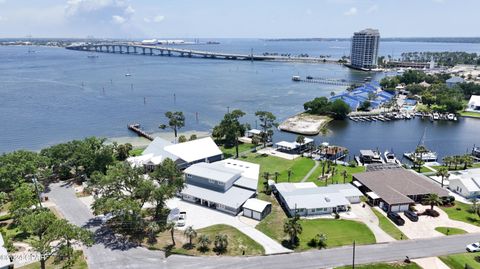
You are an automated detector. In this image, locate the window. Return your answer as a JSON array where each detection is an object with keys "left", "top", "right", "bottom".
[
  {"left": 186, "top": 174, "right": 192, "bottom": 178},
  {"left": 209, "top": 179, "right": 215, "bottom": 184},
  {"left": 217, "top": 181, "right": 224, "bottom": 185}
]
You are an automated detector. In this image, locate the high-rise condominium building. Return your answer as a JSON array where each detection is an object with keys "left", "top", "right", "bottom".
[{"left": 350, "top": 28, "right": 380, "bottom": 70}]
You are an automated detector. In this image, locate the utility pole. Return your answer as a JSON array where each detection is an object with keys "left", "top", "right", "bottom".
[{"left": 352, "top": 240, "right": 356, "bottom": 269}]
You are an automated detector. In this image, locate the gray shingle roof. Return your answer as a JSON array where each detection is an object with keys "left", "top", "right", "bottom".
[{"left": 184, "top": 162, "right": 240, "bottom": 183}]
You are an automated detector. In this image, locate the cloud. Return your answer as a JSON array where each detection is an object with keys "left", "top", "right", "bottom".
[
  {"left": 344, "top": 7, "right": 357, "bottom": 16},
  {"left": 366, "top": 4, "right": 378, "bottom": 13},
  {"left": 0, "top": 15, "right": 6, "bottom": 21},
  {"left": 111, "top": 15, "right": 125, "bottom": 24},
  {"left": 144, "top": 14, "right": 165, "bottom": 23},
  {"left": 65, "top": 0, "right": 135, "bottom": 24}
]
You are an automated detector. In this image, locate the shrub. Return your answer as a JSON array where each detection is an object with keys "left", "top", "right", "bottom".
[
  {"left": 456, "top": 207, "right": 462, "bottom": 211},
  {"left": 334, "top": 212, "right": 340, "bottom": 219},
  {"left": 424, "top": 209, "right": 440, "bottom": 217}
]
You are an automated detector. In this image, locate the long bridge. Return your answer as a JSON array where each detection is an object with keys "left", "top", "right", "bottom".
[{"left": 66, "top": 42, "right": 339, "bottom": 64}]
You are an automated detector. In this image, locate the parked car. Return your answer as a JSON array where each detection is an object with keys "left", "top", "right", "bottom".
[
  {"left": 404, "top": 210, "right": 418, "bottom": 222},
  {"left": 467, "top": 242, "right": 480, "bottom": 252},
  {"left": 176, "top": 211, "right": 186, "bottom": 227},
  {"left": 387, "top": 211, "right": 405, "bottom": 226}
]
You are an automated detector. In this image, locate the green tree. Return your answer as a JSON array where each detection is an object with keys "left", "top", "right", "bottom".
[
  {"left": 184, "top": 226, "right": 198, "bottom": 247},
  {"left": 463, "top": 155, "right": 474, "bottom": 170},
  {"left": 19, "top": 210, "right": 93, "bottom": 269},
  {"left": 214, "top": 234, "right": 228, "bottom": 253},
  {"left": 159, "top": 111, "right": 185, "bottom": 142},
  {"left": 197, "top": 234, "right": 211, "bottom": 252},
  {"left": 255, "top": 111, "right": 277, "bottom": 148},
  {"left": 358, "top": 101, "right": 371, "bottom": 111},
  {"left": 166, "top": 221, "right": 176, "bottom": 246},
  {"left": 189, "top": 134, "right": 198, "bottom": 141},
  {"left": 296, "top": 135, "right": 305, "bottom": 145},
  {"left": 178, "top": 135, "right": 187, "bottom": 143},
  {"left": 114, "top": 143, "right": 133, "bottom": 161},
  {"left": 9, "top": 183, "right": 43, "bottom": 220},
  {"left": 146, "top": 222, "right": 161, "bottom": 245},
  {"left": 0, "top": 150, "right": 49, "bottom": 192},
  {"left": 436, "top": 167, "right": 449, "bottom": 188},
  {"left": 213, "top": 110, "right": 247, "bottom": 158},
  {"left": 341, "top": 170, "right": 348, "bottom": 184},
  {"left": 283, "top": 216, "right": 302, "bottom": 248},
  {"left": 315, "top": 233, "right": 328, "bottom": 249},
  {"left": 423, "top": 193, "right": 442, "bottom": 211}
]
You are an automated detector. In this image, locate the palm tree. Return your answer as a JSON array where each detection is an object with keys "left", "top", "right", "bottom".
[
  {"left": 315, "top": 233, "right": 328, "bottom": 249},
  {"left": 463, "top": 155, "right": 474, "bottom": 170},
  {"left": 184, "top": 226, "right": 197, "bottom": 247},
  {"left": 423, "top": 193, "right": 442, "bottom": 211},
  {"left": 453, "top": 155, "right": 462, "bottom": 170},
  {"left": 197, "top": 234, "right": 211, "bottom": 252},
  {"left": 341, "top": 170, "right": 348, "bottom": 184},
  {"left": 166, "top": 221, "right": 176, "bottom": 246},
  {"left": 442, "top": 156, "right": 453, "bottom": 170},
  {"left": 283, "top": 216, "right": 303, "bottom": 247},
  {"left": 287, "top": 169, "right": 293, "bottom": 182},
  {"left": 262, "top": 172, "right": 270, "bottom": 193},
  {"left": 436, "top": 167, "right": 449, "bottom": 188},
  {"left": 470, "top": 197, "right": 478, "bottom": 214},
  {"left": 296, "top": 135, "right": 305, "bottom": 146},
  {"left": 214, "top": 234, "right": 229, "bottom": 253},
  {"left": 146, "top": 222, "right": 161, "bottom": 244},
  {"left": 274, "top": 171, "right": 280, "bottom": 184}
]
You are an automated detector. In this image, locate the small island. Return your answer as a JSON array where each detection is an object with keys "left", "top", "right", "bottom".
[{"left": 279, "top": 97, "right": 350, "bottom": 135}]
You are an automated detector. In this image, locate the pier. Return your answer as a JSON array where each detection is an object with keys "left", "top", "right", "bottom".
[
  {"left": 128, "top": 123, "right": 154, "bottom": 141},
  {"left": 66, "top": 42, "right": 339, "bottom": 64},
  {"left": 291, "top": 75, "right": 364, "bottom": 86}
]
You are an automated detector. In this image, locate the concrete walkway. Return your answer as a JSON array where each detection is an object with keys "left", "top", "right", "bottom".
[
  {"left": 349, "top": 204, "right": 395, "bottom": 243},
  {"left": 301, "top": 160, "right": 319, "bottom": 182},
  {"left": 166, "top": 198, "right": 292, "bottom": 255},
  {"left": 413, "top": 257, "right": 450, "bottom": 269}
]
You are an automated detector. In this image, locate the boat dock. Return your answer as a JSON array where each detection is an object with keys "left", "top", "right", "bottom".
[
  {"left": 292, "top": 75, "right": 358, "bottom": 86},
  {"left": 128, "top": 123, "right": 154, "bottom": 141}
]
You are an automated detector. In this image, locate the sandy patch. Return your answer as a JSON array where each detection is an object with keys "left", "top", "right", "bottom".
[{"left": 279, "top": 113, "right": 330, "bottom": 135}]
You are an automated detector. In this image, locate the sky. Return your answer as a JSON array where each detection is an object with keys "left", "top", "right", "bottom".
[{"left": 0, "top": 0, "right": 478, "bottom": 39}]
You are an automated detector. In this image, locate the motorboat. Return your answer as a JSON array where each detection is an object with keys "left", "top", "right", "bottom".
[
  {"left": 433, "top": 113, "right": 440, "bottom": 120},
  {"left": 404, "top": 151, "right": 438, "bottom": 162},
  {"left": 384, "top": 150, "right": 401, "bottom": 164},
  {"left": 447, "top": 113, "right": 455, "bottom": 121}
]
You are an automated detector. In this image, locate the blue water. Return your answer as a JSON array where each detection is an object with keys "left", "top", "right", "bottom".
[{"left": 1, "top": 39, "right": 480, "bottom": 157}]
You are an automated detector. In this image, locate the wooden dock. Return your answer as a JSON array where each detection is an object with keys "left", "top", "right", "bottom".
[{"left": 128, "top": 123, "right": 154, "bottom": 141}]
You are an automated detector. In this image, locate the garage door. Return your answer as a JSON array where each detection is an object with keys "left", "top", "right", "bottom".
[
  {"left": 391, "top": 204, "right": 409, "bottom": 212},
  {"left": 252, "top": 211, "right": 261, "bottom": 220},
  {"left": 243, "top": 209, "right": 252, "bottom": 218}
]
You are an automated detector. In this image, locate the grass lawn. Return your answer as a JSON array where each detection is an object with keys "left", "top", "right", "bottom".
[
  {"left": 372, "top": 209, "right": 408, "bottom": 240},
  {"left": 418, "top": 166, "right": 435, "bottom": 173},
  {"left": 255, "top": 193, "right": 288, "bottom": 243},
  {"left": 306, "top": 163, "right": 365, "bottom": 186},
  {"left": 18, "top": 251, "right": 88, "bottom": 269},
  {"left": 460, "top": 111, "right": 480, "bottom": 118},
  {"left": 441, "top": 202, "right": 480, "bottom": 226},
  {"left": 239, "top": 153, "right": 315, "bottom": 190},
  {"left": 335, "top": 262, "right": 421, "bottom": 269},
  {"left": 129, "top": 147, "right": 145, "bottom": 156},
  {"left": 296, "top": 219, "right": 375, "bottom": 250},
  {"left": 431, "top": 163, "right": 480, "bottom": 171},
  {"left": 435, "top": 226, "right": 467, "bottom": 236},
  {"left": 440, "top": 253, "right": 480, "bottom": 269},
  {"left": 148, "top": 224, "right": 264, "bottom": 256},
  {"left": 220, "top": 143, "right": 256, "bottom": 159}
]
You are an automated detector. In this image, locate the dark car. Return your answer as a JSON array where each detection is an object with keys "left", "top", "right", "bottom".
[
  {"left": 404, "top": 210, "right": 418, "bottom": 222},
  {"left": 387, "top": 211, "right": 405, "bottom": 226}
]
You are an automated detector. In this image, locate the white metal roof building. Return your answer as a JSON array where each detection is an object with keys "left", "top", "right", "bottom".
[
  {"left": 466, "top": 95, "right": 480, "bottom": 113},
  {"left": 180, "top": 159, "right": 259, "bottom": 215},
  {"left": 127, "top": 137, "right": 223, "bottom": 170},
  {"left": 274, "top": 182, "right": 362, "bottom": 217},
  {"left": 275, "top": 138, "right": 314, "bottom": 153},
  {"left": 242, "top": 198, "right": 272, "bottom": 220},
  {"left": 448, "top": 168, "right": 480, "bottom": 198}
]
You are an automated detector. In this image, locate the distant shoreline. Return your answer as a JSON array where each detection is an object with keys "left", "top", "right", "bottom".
[{"left": 265, "top": 37, "right": 480, "bottom": 44}]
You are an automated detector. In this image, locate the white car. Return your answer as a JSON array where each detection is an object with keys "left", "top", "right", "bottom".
[
  {"left": 466, "top": 242, "right": 480, "bottom": 252},
  {"left": 176, "top": 211, "right": 186, "bottom": 227}
]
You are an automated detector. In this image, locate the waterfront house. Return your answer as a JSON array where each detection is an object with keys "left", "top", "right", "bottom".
[
  {"left": 275, "top": 138, "right": 314, "bottom": 154},
  {"left": 127, "top": 137, "right": 223, "bottom": 171},
  {"left": 353, "top": 169, "right": 449, "bottom": 212},
  {"left": 273, "top": 182, "right": 362, "bottom": 217},
  {"left": 446, "top": 76, "right": 465, "bottom": 88},
  {"left": 180, "top": 159, "right": 259, "bottom": 215},
  {"left": 330, "top": 82, "right": 394, "bottom": 111},
  {"left": 466, "top": 95, "right": 480, "bottom": 113},
  {"left": 448, "top": 169, "right": 480, "bottom": 198}
]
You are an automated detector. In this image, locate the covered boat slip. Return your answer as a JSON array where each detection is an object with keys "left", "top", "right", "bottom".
[{"left": 274, "top": 138, "right": 314, "bottom": 154}]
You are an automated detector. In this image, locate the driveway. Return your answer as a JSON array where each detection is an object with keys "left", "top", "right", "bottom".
[
  {"left": 375, "top": 204, "right": 480, "bottom": 239},
  {"left": 348, "top": 204, "right": 395, "bottom": 243},
  {"left": 166, "top": 198, "right": 292, "bottom": 254}
]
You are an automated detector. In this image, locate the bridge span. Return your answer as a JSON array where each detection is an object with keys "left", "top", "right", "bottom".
[{"left": 66, "top": 43, "right": 339, "bottom": 64}]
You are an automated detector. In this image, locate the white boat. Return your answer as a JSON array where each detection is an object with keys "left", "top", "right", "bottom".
[
  {"left": 384, "top": 150, "right": 401, "bottom": 164},
  {"left": 125, "top": 73, "right": 131, "bottom": 77},
  {"left": 447, "top": 113, "right": 455, "bottom": 120},
  {"left": 433, "top": 113, "right": 440, "bottom": 120},
  {"left": 403, "top": 127, "right": 438, "bottom": 162}
]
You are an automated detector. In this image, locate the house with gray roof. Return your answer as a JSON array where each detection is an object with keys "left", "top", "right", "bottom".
[
  {"left": 273, "top": 182, "right": 363, "bottom": 217},
  {"left": 446, "top": 76, "right": 465, "bottom": 88},
  {"left": 353, "top": 169, "right": 449, "bottom": 212},
  {"left": 180, "top": 160, "right": 259, "bottom": 215}
]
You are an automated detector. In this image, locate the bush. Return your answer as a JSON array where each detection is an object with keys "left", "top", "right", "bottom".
[
  {"left": 456, "top": 207, "right": 462, "bottom": 211},
  {"left": 348, "top": 161, "right": 357, "bottom": 168},
  {"left": 423, "top": 209, "right": 440, "bottom": 217},
  {"left": 334, "top": 212, "right": 340, "bottom": 219}
]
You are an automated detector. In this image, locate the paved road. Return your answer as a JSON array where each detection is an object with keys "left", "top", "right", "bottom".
[{"left": 48, "top": 182, "right": 480, "bottom": 269}]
